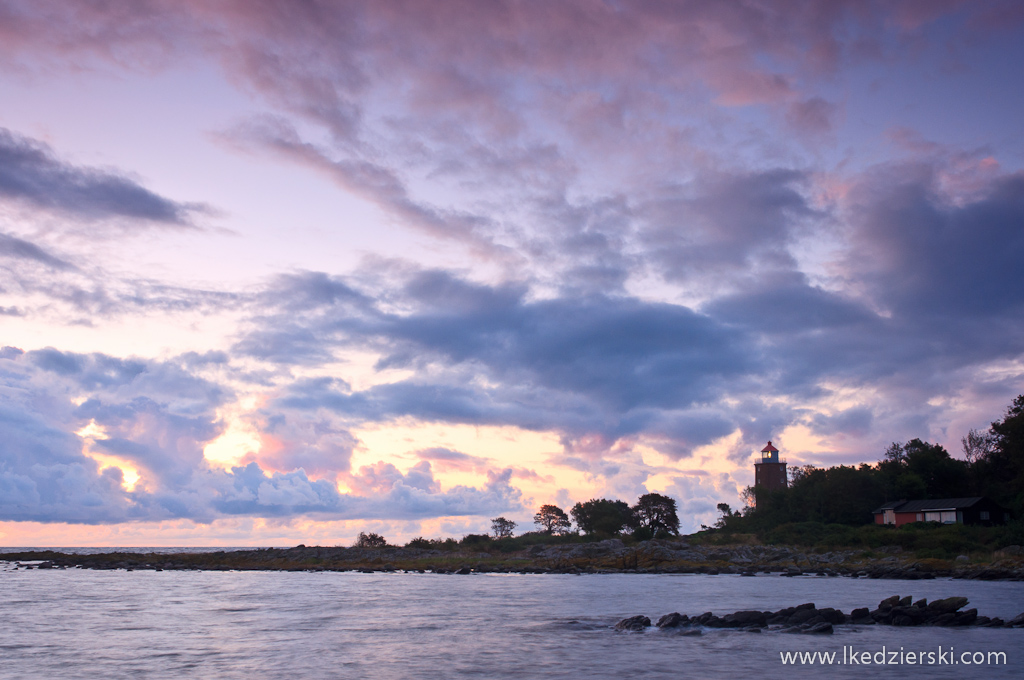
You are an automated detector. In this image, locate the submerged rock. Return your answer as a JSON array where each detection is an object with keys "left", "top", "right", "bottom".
[{"left": 615, "top": 615, "right": 651, "bottom": 632}]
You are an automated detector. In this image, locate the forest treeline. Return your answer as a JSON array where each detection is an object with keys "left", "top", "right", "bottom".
[{"left": 715, "top": 395, "right": 1024, "bottom": 535}]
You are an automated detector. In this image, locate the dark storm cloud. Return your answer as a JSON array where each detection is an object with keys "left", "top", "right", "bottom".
[
  {"left": 848, "top": 168, "right": 1024, "bottom": 320},
  {"left": 0, "top": 128, "right": 202, "bottom": 224},
  {"left": 378, "top": 294, "right": 755, "bottom": 412},
  {"left": 255, "top": 269, "right": 759, "bottom": 419}
]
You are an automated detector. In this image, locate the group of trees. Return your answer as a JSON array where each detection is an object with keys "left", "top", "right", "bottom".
[
  {"left": 355, "top": 492, "right": 681, "bottom": 550},
  {"left": 529, "top": 493, "right": 681, "bottom": 539},
  {"left": 722, "top": 394, "right": 1024, "bottom": 532}
]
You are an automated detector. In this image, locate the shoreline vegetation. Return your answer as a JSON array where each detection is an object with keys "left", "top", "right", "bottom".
[{"left": 4, "top": 531, "right": 1024, "bottom": 579}]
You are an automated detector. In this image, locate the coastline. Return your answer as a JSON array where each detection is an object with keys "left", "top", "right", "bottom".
[{"left": 5, "top": 539, "right": 1023, "bottom": 579}]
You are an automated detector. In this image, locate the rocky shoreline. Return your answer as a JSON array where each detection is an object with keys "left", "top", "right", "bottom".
[
  {"left": 614, "top": 595, "right": 1024, "bottom": 635},
  {"left": 3, "top": 540, "right": 1024, "bottom": 579}
]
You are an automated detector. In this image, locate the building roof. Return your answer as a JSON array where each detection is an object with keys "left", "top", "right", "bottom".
[
  {"left": 761, "top": 441, "right": 778, "bottom": 453},
  {"left": 871, "top": 497, "right": 991, "bottom": 514}
]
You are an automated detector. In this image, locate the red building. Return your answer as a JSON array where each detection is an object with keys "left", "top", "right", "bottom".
[
  {"left": 873, "top": 497, "right": 1010, "bottom": 527},
  {"left": 754, "top": 440, "right": 787, "bottom": 508}
]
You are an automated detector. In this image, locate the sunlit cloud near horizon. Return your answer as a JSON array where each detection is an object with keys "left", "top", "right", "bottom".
[{"left": 2, "top": 0, "right": 1023, "bottom": 546}]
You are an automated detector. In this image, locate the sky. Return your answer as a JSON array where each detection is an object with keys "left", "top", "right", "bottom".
[{"left": 2, "top": 0, "right": 1024, "bottom": 546}]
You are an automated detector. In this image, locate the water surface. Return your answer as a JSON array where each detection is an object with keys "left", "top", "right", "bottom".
[{"left": 2, "top": 567, "right": 1020, "bottom": 679}]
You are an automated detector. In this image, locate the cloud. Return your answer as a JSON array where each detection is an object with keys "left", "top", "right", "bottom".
[
  {"left": 256, "top": 271, "right": 759, "bottom": 452},
  {"left": 0, "top": 128, "right": 203, "bottom": 225},
  {"left": 2, "top": 1, "right": 1024, "bottom": 533},
  {"left": 222, "top": 118, "right": 497, "bottom": 249},
  {"left": 0, "top": 346, "right": 527, "bottom": 524},
  {"left": 0, "top": 232, "right": 74, "bottom": 269},
  {"left": 786, "top": 97, "right": 838, "bottom": 135},
  {"left": 414, "top": 446, "right": 491, "bottom": 473},
  {"left": 846, "top": 167, "right": 1024, "bottom": 321}
]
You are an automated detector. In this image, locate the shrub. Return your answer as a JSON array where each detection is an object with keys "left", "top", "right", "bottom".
[{"left": 355, "top": 532, "right": 387, "bottom": 548}]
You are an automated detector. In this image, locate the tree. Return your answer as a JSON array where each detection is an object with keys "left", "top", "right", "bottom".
[
  {"left": 570, "top": 498, "right": 633, "bottom": 535},
  {"left": 355, "top": 532, "right": 387, "bottom": 548},
  {"left": 490, "top": 516, "right": 517, "bottom": 539},
  {"left": 631, "top": 493, "right": 680, "bottom": 536},
  {"left": 533, "top": 504, "right": 572, "bottom": 535},
  {"left": 962, "top": 428, "right": 998, "bottom": 465},
  {"left": 979, "top": 394, "right": 1024, "bottom": 514}
]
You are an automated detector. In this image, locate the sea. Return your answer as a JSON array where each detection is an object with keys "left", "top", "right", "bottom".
[{"left": 1, "top": 554, "right": 1021, "bottom": 679}]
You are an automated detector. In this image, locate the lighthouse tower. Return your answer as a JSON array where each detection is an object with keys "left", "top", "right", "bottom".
[{"left": 754, "top": 441, "right": 787, "bottom": 507}]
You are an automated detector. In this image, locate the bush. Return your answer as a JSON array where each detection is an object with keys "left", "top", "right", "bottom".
[
  {"left": 461, "top": 533, "right": 492, "bottom": 547},
  {"left": 355, "top": 532, "right": 387, "bottom": 548},
  {"left": 405, "top": 536, "right": 459, "bottom": 551}
]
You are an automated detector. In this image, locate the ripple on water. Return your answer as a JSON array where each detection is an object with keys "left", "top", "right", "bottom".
[{"left": 0, "top": 570, "right": 1021, "bottom": 679}]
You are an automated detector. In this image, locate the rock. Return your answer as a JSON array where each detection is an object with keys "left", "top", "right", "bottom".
[
  {"left": 456, "top": 566, "right": 472, "bottom": 575},
  {"left": 795, "top": 602, "right": 816, "bottom": 611},
  {"left": 927, "top": 596, "right": 968, "bottom": 614},
  {"left": 656, "top": 612, "right": 688, "bottom": 628},
  {"left": 787, "top": 608, "right": 820, "bottom": 626},
  {"left": 955, "top": 555, "right": 970, "bottom": 563},
  {"left": 805, "top": 622, "right": 834, "bottom": 634},
  {"left": 677, "top": 628, "right": 702, "bottom": 636},
  {"left": 878, "top": 595, "right": 900, "bottom": 610},
  {"left": 995, "top": 545, "right": 1022, "bottom": 557},
  {"left": 898, "top": 595, "right": 912, "bottom": 606},
  {"left": 816, "top": 608, "right": 846, "bottom": 624},
  {"left": 1006, "top": 613, "right": 1024, "bottom": 627},
  {"left": 950, "top": 609, "right": 978, "bottom": 626},
  {"left": 615, "top": 615, "right": 651, "bottom": 632},
  {"left": 723, "top": 610, "right": 767, "bottom": 627},
  {"left": 913, "top": 598, "right": 927, "bottom": 608},
  {"left": 849, "top": 607, "right": 872, "bottom": 623},
  {"left": 870, "top": 608, "right": 892, "bottom": 624}
]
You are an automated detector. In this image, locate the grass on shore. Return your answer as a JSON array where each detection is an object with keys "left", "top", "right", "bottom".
[{"left": 690, "top": 519, "right": 1024, "bottom": 560}]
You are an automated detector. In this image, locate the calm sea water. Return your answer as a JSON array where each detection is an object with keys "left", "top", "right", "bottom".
[{"left": 1, "top": 564, "right": 1021, "bottom": 679}]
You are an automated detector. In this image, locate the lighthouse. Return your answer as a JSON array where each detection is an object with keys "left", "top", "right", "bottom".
[{"left": 754, "top": 440, "right": 787, "bottom": 507}]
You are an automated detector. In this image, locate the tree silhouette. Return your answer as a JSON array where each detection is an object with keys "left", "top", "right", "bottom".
[
  {"left": 632, "top": 493, "right": 680, "bottom": 536},
  {"left": 533, "top": 504, "right": 572, "bottom": 535},
  {"left": 355, "top": 532, "right": 387, "bottom": 548},
  {"left": 570, "top": 498, "right": 633, "bottom": 535},
  {"left": 490, "top": 516, "right": 517, "bottom": 539}
]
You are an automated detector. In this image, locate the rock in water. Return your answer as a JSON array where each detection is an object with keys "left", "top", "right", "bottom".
[
  {"left": 927, "top": 597, "right": 968, "bottom": 614},
  {"left": 656, "top": 612, "right": 688, "bottom": 628},
  {"left": 723, "top": 610, "right": 767, "bottom": 627},
  {"left": 805, "top": 622, "right": 833, "bottom": 634},
  {"left": 615, "top": 615, "right": 651, "bottom": 631}
]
